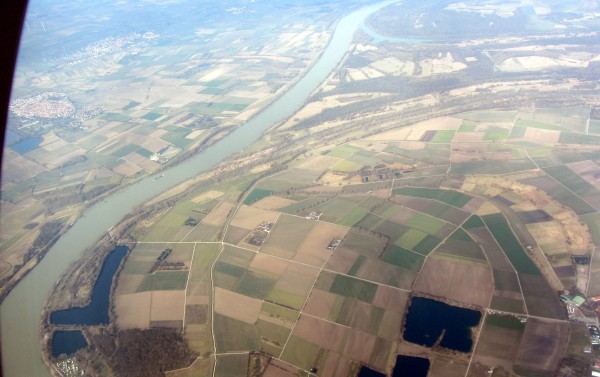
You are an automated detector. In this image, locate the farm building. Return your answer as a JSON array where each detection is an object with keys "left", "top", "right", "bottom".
[{"left": 359, "top": 164, "right": 401, "bottom": 182}]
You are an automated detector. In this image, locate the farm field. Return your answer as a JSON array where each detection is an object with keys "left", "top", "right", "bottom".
[
  {"left": 16, "top": 0, "right": 600, "bottom": 373},
  {"left": 31, "top": 65, "right": 600, "bottom": 376},
  {"left": 104, "top": 107, "right": 598, "bottom": 376}
]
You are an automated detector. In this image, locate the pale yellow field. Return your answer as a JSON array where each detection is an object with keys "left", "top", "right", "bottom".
[
  {"left": 150, "top": 290, "right": 185, "bottom": 322},
  {"left": 523, "top": 128, "right": 561, "bottom": 144},
  {"left": 249, "top": 253, "right": 289, "bottom": 276},
  {"left": 294, "top": 221, "right": 349, "bottom": 267},
  {"left": 203, "top": 201, "right": 234, "bottom": 226},
  {"left": 115, "top": 292, "right": 152, "bottom": 329},
  {"left": 253, "top": 196, "right": 297, "bottom": 210},
  {"left": 214, "top": 287, "right": 262, "bottom": 324},
  {"left": 192, "top": 190, "right": 224, "bottom": 203},
  {"left": 229, "top": 205, "right": 280, "bottom": 230}
]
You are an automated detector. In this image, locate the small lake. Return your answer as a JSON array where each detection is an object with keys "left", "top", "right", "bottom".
[
  {"left": 358, "top": 366, "right": 385, "bottom": 377},
  {"left": 10, "top": 136, "right": 43, "bottom": 154},
  {"left": 403, "top": 296, "right": 481, "bottom": 353},
  {"left": 50, "top": 246, "right": 127, "bottom": 325},
  {"left": 4, "top": 129, "right": 21, "bottom": 145},
  {"left": 392, "top": 355, "right": 430, "bottom": 377},
  {"left": 51, "top": 331, "right": 87, "bottom": 358}
]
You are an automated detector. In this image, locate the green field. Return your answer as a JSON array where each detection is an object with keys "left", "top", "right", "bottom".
[
  {"left": 214, "top": 314, "right": 259, "bottom": 352},
  {"left": 215, "top": 261, "right": 246, "bottom": 278},
  {"left": 141, "top": 111, "right": 163, "bottom": 121},
  {"left": 243, "top": 188, "right": 273, "bottom": 205},
  {"left": 448, "top": 228, "right": 472, "bottom": 242},
  {"left": 412, "top": 235, "right": 442, "bottom": 254},
  {"left": 484, "top": 127, "right": 510, "bottom": 141},
  {"left": 521, "top": 176, "right": 595, "bottom": 215},
  {"left": 543, "top": 165, "right": 597, "bottom": 197},
  {"left": 137, "top": 271, "right": 189, "bottom": 292},
  {"left": 394, "top": 187, "right": 472, "bottom": 208},
  {"left": 405, "top": 213, "right": 446, "bottom": 234},
  {"left": 160, "top": 128, "right": 194, "bottom": 148},
  {"left": 280, "top": 336, "right": 323, "bottom": 371},
  {"left": 347, "top": 149, "right": 379, "bottom": 166},
  {"left": 492, "top": 269, "right": 522, "bottom": 292},
  {"left": 348, "top": 255, "right": 366, "bottom": 276},
  {"left": 559, "top": 132, "right": 600, "bottom": 145},
  {"left": 590, "top": 119, "right": 600, "bottom": 135},
  {"left": 482, "top": 214, "right": 540, "bottom": 275},
  {"left": 267, "top": 289, "right": 306, "bottom": 311},
  {"left": 394, "top": 229, "right": 427, "bottom": 250},
  {"left": 486, "top": 314, "right": 526, "bottom": 331},
  {"left": 508, "top": 125, "right": 527, "bottom": 139},
  {"left": 490, "top": 296, "right": 525, "bottom": 313},
  {"left": 235, "top": 271, "right": 277, "bottom": 300},
  {"left": 430, "top": 130, "right": 455, "bottom": 143},
  {"left": 331, "top": 160, "right": 361, "bottom": 172},
  {"left": 382, "top": 245, "right": 425, "bottom": 271},
  {"left": 459, "top": 110, "right": 517, "bottom": 122},
  {"left": 451, "top": 159, "right": 536, "bottom": 176},
  {"left": 329, "top": 274, "right": 378, "bottom": 303},
  {"left": 457, "top": 122, "right": 476, "bottom": 132},
  {"left": 141, "top": 200, "right": 206, "bottom": 242},
  {"left": 337, "top": 206, "right": 369, "bottom": 227},
  {"left": 256, "top": 319, "right": 291, "bottom": 356},
  {"left": 515, "top": 118, "right": 566, "bottom": 131},
  {"left": 327, "top": 144, "right": 362, "bottom": 159},
  {"left": 463, "top": 215, "right": 484, "bottom": 229},
  {"left": 215, "top": 354, "right": 249, "bottom": 377},
  {"left": 280, "top": 196, "right": 331, "bottom": 215},
  {"left": 581, "top": 213, "right": 600, "bottom": 245},
  {"left": 111, "top": 144, "right": 140, "bottom": 158}
]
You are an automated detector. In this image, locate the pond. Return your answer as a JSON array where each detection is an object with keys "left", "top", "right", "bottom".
[
  {"left": 358, "top": 366, "right": 385, "bottom": 377},
  {"left": 392, "top": 355, "right": 430, "bottom": 377},
  {"left": 403, "top": 296, "right": 481, "bottom": 353},
  {"left": 50, "top": 246, "right": 128, "bottom": 325},
  {"left": 51, "top": 331, "right": 87, "bottom": 358},
  {"left": 10, "top": 136, "right": 43, "bottom": 154}
]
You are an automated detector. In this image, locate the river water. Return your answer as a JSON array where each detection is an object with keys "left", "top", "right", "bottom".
[{"left": 0, "top": 2, "right": 392, "bottom": 376}]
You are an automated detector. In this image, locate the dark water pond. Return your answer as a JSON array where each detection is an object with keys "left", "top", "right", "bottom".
[
  {"left": 51, "top": 330, "right": 87, "bottom": 357},
  {"left": 358, "top": 366, "right": 385, "bottom": 377},
  {"left": 403, "top": 296, "right": 481, "bottom": 352},
  {"left": 392, "top": 355, "right": 430, "bottom": 377},
  {"left": 5, "top": 129, "right": 21, "bottom": 145},
  {"left": 50, "top": 246, "right": 127, "bottom": 325},
  {"left": 10, "top": 136, "right": 43, "bottom": 154}
]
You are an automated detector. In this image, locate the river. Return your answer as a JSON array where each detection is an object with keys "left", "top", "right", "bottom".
[{"left": 0, "top": 2, "right": 392, "bottom": 376}]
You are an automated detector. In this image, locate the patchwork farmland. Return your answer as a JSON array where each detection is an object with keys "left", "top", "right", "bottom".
[{"left": 108, "top": 108, "right": 600, "bottom": 376}]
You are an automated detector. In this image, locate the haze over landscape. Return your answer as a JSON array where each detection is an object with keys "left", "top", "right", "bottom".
[{"left": 2, "top": 0, "right": 600, "bottom": 376}]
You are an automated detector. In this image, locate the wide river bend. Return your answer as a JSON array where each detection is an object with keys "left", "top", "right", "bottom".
[{"left": 0, "top": 2, "right": 392, "bottom": 376}]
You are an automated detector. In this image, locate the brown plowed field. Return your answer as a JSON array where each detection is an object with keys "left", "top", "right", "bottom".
[
  {"left": 214, "top": 287, "right": 262, "bottom": 324},
  {"left": 203, "top": 201, "right": 234, "bottom": 225},
  {"left": 513, "top": 318, "right": 568, "bottom": 373},
  {"left": 343, "top": 328, "right": 376, "bottom": 363},
  {"left": 115, "top": 291, "right": 152, "bottom": 329},
  {"left": 303, "top": 289, "right": 338, "bottom": 319},
  {"left": 294, "top": 221, "right": 349, "bottom": 267},
  {"left": 230, "top": 205, "right": 280, "bottom": 230},
  {"left": 150, "top": 290, "right": 185, "bottom": 323},
  {"left": 249, "top": 253, "right": 289, "bottom": 276},
  {"left": 413, "top": 255, "right": 493, "bottom": 307},
  {"left": 325, "top": 247, "right": 359, "bottom": 275},
  {"left": 372, "top": 284, "right": 409, "bottom": 311},
  {"left": 293, "top": 314, "right": 347, "bottom": 352}
]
